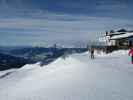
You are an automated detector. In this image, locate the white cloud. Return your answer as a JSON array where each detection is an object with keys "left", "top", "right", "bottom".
[{"left": 0, "top": 8, "right": 133, "bottom": 46}]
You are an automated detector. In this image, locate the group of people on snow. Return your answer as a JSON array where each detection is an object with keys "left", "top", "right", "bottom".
[{"left": 89, "top": 46, "right": 133, "bottom": 64}]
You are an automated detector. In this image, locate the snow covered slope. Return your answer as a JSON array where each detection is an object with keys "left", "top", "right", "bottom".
[{"left": 0, "top": 50, "right": 133, "bottom": 100}]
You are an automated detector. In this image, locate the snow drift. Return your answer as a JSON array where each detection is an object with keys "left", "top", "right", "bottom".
[{"left": 0, "top": 50, "right": 133, "bottom": 100}]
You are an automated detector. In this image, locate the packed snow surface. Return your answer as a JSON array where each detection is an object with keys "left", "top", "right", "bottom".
[
  {"left": 0, "top": 50, "right": 133, "bottom": 100},
  {"left": 110, "top": 32, "right": 133, "bottom": 40}
]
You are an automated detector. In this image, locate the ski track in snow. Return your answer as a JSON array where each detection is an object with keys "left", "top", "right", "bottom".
[{"left": 0, "top": 50, "right": 133, "bottom": 100}]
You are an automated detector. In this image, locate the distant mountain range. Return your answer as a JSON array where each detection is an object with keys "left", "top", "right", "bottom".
[
  {"left": 0, "top": 53, "right": 30, "bottom": 71},
  {"left": 0, "top": 46, "right": 87, "bottom": 71}
]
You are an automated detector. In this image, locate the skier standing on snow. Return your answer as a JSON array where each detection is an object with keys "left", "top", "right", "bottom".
[
  {"left": 90, "top": 47, "right": 95, "bottom": 59},
  {"left": 129, "top": 47, "right": 133, "bottom": 64}
]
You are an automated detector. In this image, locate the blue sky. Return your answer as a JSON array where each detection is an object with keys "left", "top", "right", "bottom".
[{"left": 0, "top": 0, "right": 133, "bottom": 47}]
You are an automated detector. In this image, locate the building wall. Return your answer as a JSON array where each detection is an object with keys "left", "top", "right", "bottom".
[
  {"left": 115, "top": 38, "right": 131, "bottom": 48},
  {"left": 128, "top": 37, "right": 133, "bottom": 47}
]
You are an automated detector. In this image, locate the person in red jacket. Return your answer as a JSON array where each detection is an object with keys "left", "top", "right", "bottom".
[{"left": 129, "top": 47, "right": 133, "bottom": 64}]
